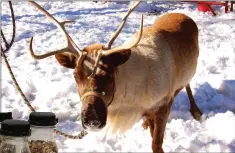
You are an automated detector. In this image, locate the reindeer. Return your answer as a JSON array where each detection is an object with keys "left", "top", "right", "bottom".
[{"left": 28, "top": 1, "right": 202, "bottom": 152}]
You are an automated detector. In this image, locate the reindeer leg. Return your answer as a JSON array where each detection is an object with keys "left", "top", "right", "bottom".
[
  {"left": 151, "top": 99, "right": 173, "bottom": 153},
  {"left": 186, "top": 84, "right": 202, "bottom": 121}
]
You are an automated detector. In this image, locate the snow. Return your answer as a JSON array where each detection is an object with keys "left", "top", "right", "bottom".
[{"left": 1, "top": 1, "right": 235, "bottom": 152}]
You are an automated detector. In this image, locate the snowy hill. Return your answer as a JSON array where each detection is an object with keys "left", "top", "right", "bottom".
[{"left": 1, "top": 1, "right": 235, "bottom": 152}]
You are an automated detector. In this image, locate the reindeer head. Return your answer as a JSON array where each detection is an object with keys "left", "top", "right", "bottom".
[{"left": 29, "top": 1, "right": 143, "bottom": 131}]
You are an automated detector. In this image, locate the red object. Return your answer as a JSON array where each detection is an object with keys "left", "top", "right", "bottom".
[
  {"left": 184, "top": 1, "right": 235, "bottom": 16},
  {"left": 198, "top": 2, "right": 216, "bottom": 16},
  {"left": 197, "top": 1, "right": 228, "bottom": 16}
]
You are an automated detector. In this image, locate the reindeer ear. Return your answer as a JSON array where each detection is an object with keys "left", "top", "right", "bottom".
[
  {"left": 103, "top": 49, "right": 131, "bottom": 67},
  {"left": 55, "top": 53, "right": 77, "bottom": 69}
]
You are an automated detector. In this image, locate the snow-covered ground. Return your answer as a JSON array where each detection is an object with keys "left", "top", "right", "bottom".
[{"left": 1, "top": 1, "right": 235, "bottom": 152}]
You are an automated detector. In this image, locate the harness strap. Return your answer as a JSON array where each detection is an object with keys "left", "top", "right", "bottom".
[
  {"left": 81, "top": 87, "right": 114, "bottom": 107},
  {"left": 81, "top": 70, "right": 116, "bottom": 107},
  {"left": 81, "top": 91, "right": 103, "bottom": 101}
]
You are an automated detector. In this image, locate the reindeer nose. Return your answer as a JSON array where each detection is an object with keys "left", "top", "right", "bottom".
[
  {"left": 82, "top": 119, "right": 102, "bottom": 130},
  {"left": 81, "top": 107, "right": 106, "bottom": 130},
  {"left": 81, "top": 97, "right": 107, "bottom": 131}
]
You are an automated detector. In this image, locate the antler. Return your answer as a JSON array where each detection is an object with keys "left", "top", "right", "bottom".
[
  {"left": 28, "top": 1, "right": 85, "bottom": 59},
  {"left": 88, "top": 3, "right": 143, "bottom": 79},
  {"left": 104, "top": 1, "right": 141, "bottom": 49},
  {"left": 103, "top": 14, "right": 143, "bottom": 56},
  {"left": 1, "top": 1, "right": 15, "bottom": 53}
]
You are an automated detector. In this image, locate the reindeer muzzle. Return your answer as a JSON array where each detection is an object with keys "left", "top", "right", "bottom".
[{"left": 81, "top": 92, "right": 107, "bottom": 131}]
